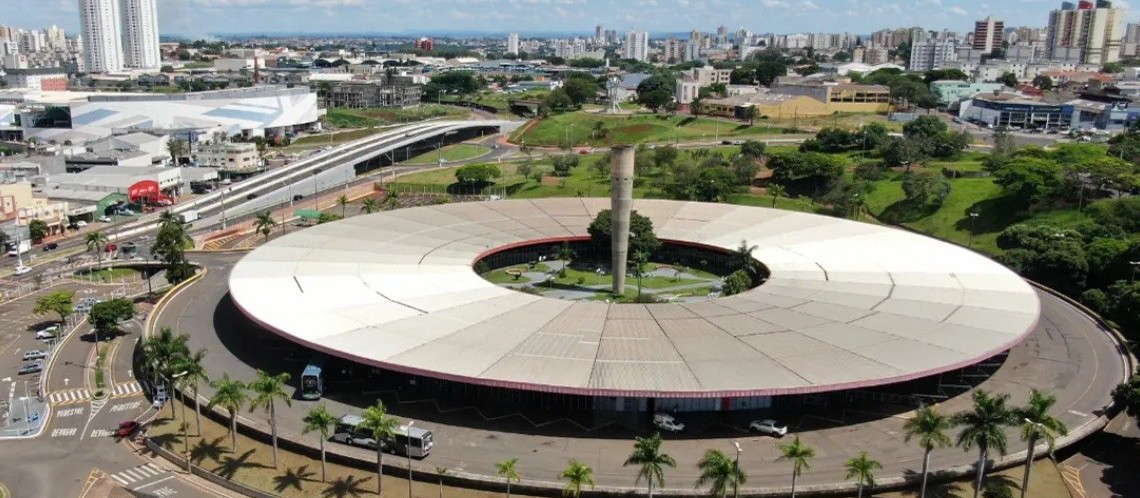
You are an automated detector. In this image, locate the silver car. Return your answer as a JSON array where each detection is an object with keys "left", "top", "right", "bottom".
[
  {"left": 22, "top": 350, "right": 47, "bottom": 361},
  {"left": 18, "top": 361, "right": 43, "bottom": 375}
]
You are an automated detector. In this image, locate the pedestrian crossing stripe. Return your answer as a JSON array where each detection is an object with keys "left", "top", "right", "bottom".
[
  {"left": 48, "top": 388, "right": 91, "bottom": 405},
  {"left": 111, "top": 381, "right": 142, "bottom": 398},
  {"left": 109, "top": 463, "right": 166, "bottom": 486}
]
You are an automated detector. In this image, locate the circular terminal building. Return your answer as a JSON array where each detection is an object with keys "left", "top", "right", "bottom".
[{"left": 229, "top": 199, "right": 1039, "bottom": 414}]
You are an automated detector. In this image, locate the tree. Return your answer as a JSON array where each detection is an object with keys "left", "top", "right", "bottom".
[
  {"left": 753, "top": 60, "right": 787, "bottom": 86},
  {"left": 253, "top": 211, "right": 277, "bottom": 242},
  {"left": 696, "top": 449, "right": 746, "bottom": 498},
  {"left": 85, "top": 231, "right": 109, "bottom": 268},
  {"left": 563, "top": 78, "right": 600, "bottom": 107},
  {"left": 167, "top": 137, "right": 189, "bottom": 165},
  {"left": 994, "top": 157, "right": 1064, "bottom": 205},
  {"left": 249, "top": 370, "right": 292, "bottom": 469},
  {"left": 952, "top": 390, "right": 1018, "bottom": 498},
  {"left": 152, "top": 214, "right": 194, "bottom": 284},
  {"left": 881, "top": 136, "right": 922, "bottom": 168},
  {"left": 336, "top": 195, "right": 349, "bottom": 218},
  {"left": 361, "top": 198, "right": 380, "bottom": 214},
  {"left": 1114, "top": 373, "right": 1140, "bottom": 418},
  {"left": 175, "top": 348, "right": 208, "bottom": 436},
  {"left": 27, "top": 219, "right": 48, "bottom": 242},
  {"left": 559, "top": 460, "right": 595, "bottom": 498},
  {"left": 455, "top": 164, "right": 502, "bottom": 186},
  {"left": 360, "top": 401, "right": 399, "bottom": 497},
  {"left": 741, "top": 105, "right": 759, "bottom": 126},
  {"left": 903, "top": 115, "right": 949, "bottom": 142},
  {"left": 654, "top": 146, "right": 679, "bottom": 170},
  {"left": 207, "top": 373, "right": 248, "bottom": 453},
  {"left": 1031, "top": 74, "right": 1053, "bottom": 91},
  {"left": 777, "top": 436, "right": 815, "bottom": 498},
  {"left": 733, "top": 240, "right": 763, "bottom": 284},
  {"left": 904, "top": 406, "right": 953, "bottom": 498},
  {"left": 544, "top": 89, "right": 574, "bottom": 110},
  {"left": 844, "top": 451, "right": 882, "bottom": 498},
  {"left": 34, "top": 290, "right": 74, "bottom": 324},
  {"left": 495, "top": 458, "right": 522, "bottom": 498},
  {"left": 858, "top": 122, "right": 890, "bottom": 150},
  {"left": 551, "top": 154, "right": 580, "bottom": 177},
  {"left": 722, "top": 270, "right": 751, "bottom": 296},
  {"left": 302, "top": 404, "right": 338, "bottom": 482},
  {"left": 768, "top": 152, "right": 846, "bottom": 196},
  {"left": 88, "top": 298, "right": 135, "bottom": 341},
  {"left": 636, "top": 75, "right": 676, "bottom": 113},
  {"left": 770, "top": 182, "right": 788, "bottom": 206},
  {"left": 740, "top": 140, "right": 766, "bottom": 160},
  {"left": 1015, "top": 389, "right": 1068, "bottom": 498},
  {"left": 997, "top": 72, "right": 1019, "bottom": 87},
  {"left": 902, "top": 171, "right": 952, "bottom": 207},
  {"left": 624, "top": 433, "right": 676, "bottom": 498},
  {"left": 587, "top": 209, "right": 661, "bottom": 257}
]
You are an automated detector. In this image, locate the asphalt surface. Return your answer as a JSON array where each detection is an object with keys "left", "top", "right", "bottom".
[{"left": 156, "top": 250, "right": 1128, "bottom": 493}]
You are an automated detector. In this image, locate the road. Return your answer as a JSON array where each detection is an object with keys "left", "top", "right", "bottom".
[{"left": 154, "top": 248, "right": 1128, "bottom": 494}]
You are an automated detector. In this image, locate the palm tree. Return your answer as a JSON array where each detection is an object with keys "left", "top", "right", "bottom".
[
  {"left": 696, "top": 449, "right": 746, "bottom": 498},
  {"left": 85, "top": 231, "right": 109, "bottom": 268},
  {"left": 733, "top": 240, "right": 762, "bottom": 283},
  {"left": 361, "top": 198, "right": 380, "bottom": 214},
  {"left": 559, "top": 459, "right": 595, "bottom": 498},
  {"left": 253, "top": 211, "right": 277, "bottom": 241},
  {"left": 302, "top": 403, "right": 338, "bottom": 482},
  {"left": 360, "top": 401, "right": 399, "bottom": 497},
  {"left": 768, "top": 184, "right": 786, "bottom": 207},
  {"left": 903, "top": 405, "right": 953, "bottom": 498},
  {"left": 776, "top": 436, "right": 815, "bottom": 498},
  {"left": 337, "top": 194, "right": 349, "bottom": 218},
  {"left": 742, "top": 105, "right": 759, "bottom": 126},
  {"left": 1016, "top": 389, "right": 1068, "bottom": 498},
  {"left": 495, "top": 458, "right": 522, "bottom": 498},
  {"left": 383, "top": 190, "right": 400, "bottom": 209},
  {"left": 624, "top": 432, "right": 676, "bottom": 498},
  {"left": 435, "top": 467, "right": 448, "bottom": 498},
  {"left": 952, "top": 390, "right": 1018, "bottom": 498},
  {"left": 143, "top": 327, "right": 190, "bottom": 419},
  {"left": 167, "top": 137, "right": 188, "bottom": 165},
  {"left": 207, "top": 373, "right": 248, "bottom": 453},
  {"left": 844, "top": 451, "right": 882, "bottom": 498},
  {"left": 174, "top": 348, "right": 208, "bottom": 436},
  {"left": 248, "top": 370, "right": 292, "bottom": 468}
]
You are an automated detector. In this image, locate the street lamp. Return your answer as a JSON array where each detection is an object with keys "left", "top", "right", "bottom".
[
  {"left": 220, "top": 188, "right": 231, "bottom": 229},
  {"left": 968, "top": 211, "right": 980, "bottom": 248},
  {"left": 733, "top": 442, "right": 742, "bottom": 498},
  {"left": 1020, "top": 418, "right": 1046, "bottom": 498},
  {"left": 1130, "top": 261, "right": 1140, "bottom": 283},
  {"left": 312, "top": 169, "right": 320, "bottom": 211},
  {"left": 406, "top": 420, "right": 415, "bottom": 498},
  {"left": 438, "top": 131, "right": 457, "bottom": 165}
]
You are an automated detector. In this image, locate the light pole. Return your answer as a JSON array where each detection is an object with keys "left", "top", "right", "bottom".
[
  {"left": 733, "top": 441, "right": 742, "bottom": 498},
  {"left": 968, "top": 211, "right": 980, "bottom": 248},
  {"left": 438, "top": 131, "right": 457, "bottom": 165},
  {"left": 1131, "top": 261, "right": 1140, "bottom": 283},
  {"left": 406, "top": 420, "right": 415, "bottom": 498},
  {"left": 220, "top": 188, "right": 231, "bottom": 229},
  {"left": 312, "top": 169, "right": 320, "bottom": 211},
  {"left": 1020, "top": 418, "right": 1045, "bottom": 498}
]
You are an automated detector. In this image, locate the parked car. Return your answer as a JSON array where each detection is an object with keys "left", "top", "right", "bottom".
[
  {"left": 42, "top": 243, "right": 59, "bottom": 251},
  {"left": 292, "top": 194, "right": 304, "bottom": 202},
  {"left": 18, "top": 361, "right": 43, "bottom": 375},
  {"left": 97, "top": 216, "right": 112, "bottom": 223},
  {"left": 152, "top": 383, "right": 168, "bottom": 408},
  {"left": 116, "top": 420, "right": 140, "bottom": 438},
  {"left": 35, "top": 325, "right": 58, "bottom": 340},
  {"left": 13, "top": 265, "right": 31, "bottom": 276},
  {"left": 22, "top": 350, "right": 47, "bottom": 361},
  {"left": 749, "top": 419, "right": 788, "bottom": 437},
  {"left": 75, "top": 220, "right": 88, "bottom": 227},
  {"left": 246, "top": 193, "right": 258, "bottom": 200},
  {"left": 652, "top": 413, "right": 685, "bottom": 432}
]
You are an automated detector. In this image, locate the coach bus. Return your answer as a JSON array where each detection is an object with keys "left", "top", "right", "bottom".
[
  {"left": 331, "top": 415, "right": 434, "bottom": 458},
  {"left": 300, "top": 355, "right": 325, "bottom": 400}
]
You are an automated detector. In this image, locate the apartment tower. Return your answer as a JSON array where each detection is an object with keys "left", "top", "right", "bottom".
[
  {"left": 973, "top": 16, "right": 1005, "bottom": 53},
  {"left": 78, "top": 0, "right": 123, "bottom": 73},
  {"left": 121, "top": 0, "right": 160, "bottom": 69}
]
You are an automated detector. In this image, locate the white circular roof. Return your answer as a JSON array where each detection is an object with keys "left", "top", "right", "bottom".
[{"left": 229, "top": 199, "right": 1040, "bottom": 398}]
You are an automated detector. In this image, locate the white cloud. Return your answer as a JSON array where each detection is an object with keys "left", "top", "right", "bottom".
[{"left": 945, "top": 5, "right": 968, "bottom": 15}]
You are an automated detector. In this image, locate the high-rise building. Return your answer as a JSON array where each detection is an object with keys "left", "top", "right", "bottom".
[
  {"left": 973, "top": 16, "right": 1005, "bottom": 53},
  {"left": 507, "top": 33, "right": 519, "bottom": 56},
  {"left": 716, "top": 26, "right": 728, "bottom": 45},
  {"left": 79, "top": 0, "right": 123, "bottom": 73},
  {"left": 909, "top": 37, "right": 957, "bottom": 71},
  {"left": 1045, "top": 0, "right": 1126, "bottom": 64},
  {"left": 625, "top": 30, "right": 648, "bottom": 62},
  {"left": 120, "top": 0, "right": 160, "bottom": 69},
  {"left": 45, "top": 25, "right": 67, "bottom": 50},
  {"left": 595, "top": 25, "right": 603, "bottom": 44}
]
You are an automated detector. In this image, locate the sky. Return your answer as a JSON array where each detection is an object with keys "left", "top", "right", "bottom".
[{"left": 1, "top": 0, "right": 1133, "bottom": 38}]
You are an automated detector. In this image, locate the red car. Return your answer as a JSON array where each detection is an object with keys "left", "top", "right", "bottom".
[{"left": 116, "top": 420, "right": 140, "bottom": 438}]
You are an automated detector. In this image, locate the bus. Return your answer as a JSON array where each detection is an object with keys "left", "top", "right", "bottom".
[
  {"left": 331, "top": 415, "right": 434, "bottom": 458},
  {"left": 300, "top": 355, "right": 325, "bottom": 400}
]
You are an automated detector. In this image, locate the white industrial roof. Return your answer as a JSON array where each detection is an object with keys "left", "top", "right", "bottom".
[{"left": 229, "top": 199, "right": 1040, "bottom": 398}]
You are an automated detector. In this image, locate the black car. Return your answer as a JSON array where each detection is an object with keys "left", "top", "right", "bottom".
[
  {"left": 246, "top": 193, "right": 259, "bottom": 200},
  {"left": 42, "top": 243, "right": 59, "bottom": 251},
  {"left": 292, "top": 194, "right": 304, "bottom": 202}
]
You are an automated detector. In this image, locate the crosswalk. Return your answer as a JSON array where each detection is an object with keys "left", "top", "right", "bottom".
[
  {"left": 47, "top": 382, "right": 144, "bottom": 406},
  {"left": 108, "top": 463, "right": 168, "bottom": 486}
]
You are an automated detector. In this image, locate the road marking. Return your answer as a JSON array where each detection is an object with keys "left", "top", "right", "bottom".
[
  {"left": 111, "top": 381, "right": 142, "bottom": 398},
  {"left": 48, "top": 388, "right": 91, "bottom": 405},
  {"left": 109, "top": 463, "right": 165, "bottom": 485},
  {"left": 55, "top": 406, "right": 85, "bottom": 418},
  {"left": 132, "top": 475, "right": 175, "bottom": 490},
  {"left": 1068, "top": 409, "right": 1090, "bottom": 417},
  {"left": 51, "top": 427, "right": 77, "bottom": 437},
  {"left": 89, "top": 428, "right": 113, "bottom": 438},
  {"left": 110, "top": 400, "right": 143, "bottom": 413}
]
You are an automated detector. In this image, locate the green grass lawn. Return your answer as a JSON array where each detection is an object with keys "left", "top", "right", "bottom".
[
  {"left": 75, "top": 267, "right": 142, "bottom": 283},
  {"left": 512, "top": 112, "right": 815, "bottom": 147},
  {"left": 324, "top": 105, "right": 467, "bottom": 129},
  {"left": 404, "top": 143, "right": 489, "bottom": 164},
  {"left": 289, "top": 128, "right": 384, "bottom": 148}
]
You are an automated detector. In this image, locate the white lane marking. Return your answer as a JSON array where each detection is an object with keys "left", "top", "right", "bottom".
[
  {"left": 50, "top": 427, "right": 77, "bottom": 437},
  {"left": 133, "top": 475, "right": 176, "bottom": 490},
  {"left": 110, "top": 400, "right": 142, "bottom": 412}
]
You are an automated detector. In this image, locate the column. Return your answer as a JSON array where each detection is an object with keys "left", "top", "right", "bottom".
[{"left": 610, "top": 146, "right": 634, "bottom": 295}]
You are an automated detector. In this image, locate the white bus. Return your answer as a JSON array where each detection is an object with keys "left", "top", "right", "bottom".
[{"left": 331, "top": 415, "right": 434, "bottom": 458}]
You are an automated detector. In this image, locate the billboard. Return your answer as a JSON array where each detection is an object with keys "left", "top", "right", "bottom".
[{"left": 128, "top": 180, "right": 161, "bottom": 203}]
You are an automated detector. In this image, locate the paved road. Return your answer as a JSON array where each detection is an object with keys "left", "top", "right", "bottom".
[{"left": 156, "top": 250, "right": 1127, "bottom": 492}]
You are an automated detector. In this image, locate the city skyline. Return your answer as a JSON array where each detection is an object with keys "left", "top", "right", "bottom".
[{"left": 6, "top": 0, "right": 1134, "bottom": 39}]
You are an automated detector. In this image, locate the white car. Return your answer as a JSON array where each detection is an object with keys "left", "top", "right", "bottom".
[
  {"left": 152, "top": 384, "right": 168, "bottom": 408},
  {"left": 13, "top": 265, "right": 31, "bottom": 276},
  {"left": 75, "top": 220, "right": 88, "bottom": 227},
  {"left": 749, "top": 419, "right": 788, "bottom": 437},
  {"left": 652, "top": 413, "right": 685, "bottom": 433},
  {"left": 35, "top": 325, "right": 58, "bottom": 340}
]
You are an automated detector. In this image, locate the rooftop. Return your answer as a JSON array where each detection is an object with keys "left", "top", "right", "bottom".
[{"left": 229, "top": 199, "right": 1040, "bottom": 398}]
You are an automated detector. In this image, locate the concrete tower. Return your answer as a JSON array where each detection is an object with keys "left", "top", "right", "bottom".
[{"left": 610, "top": 146, "right": 635, "bottom": 295}]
